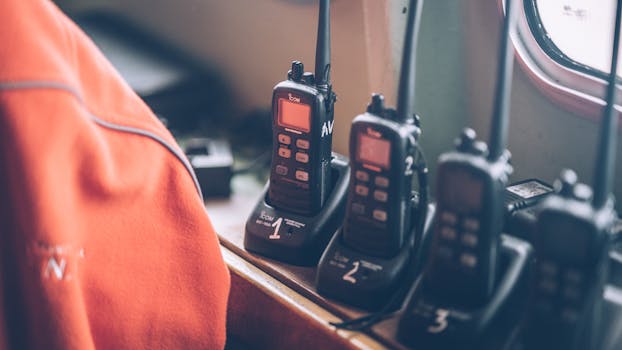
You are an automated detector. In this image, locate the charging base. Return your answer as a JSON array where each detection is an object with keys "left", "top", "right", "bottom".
[
  {"left": 244, "top": 153, "right": 350, "bottom": 266},
  {"left": 397, "top": 234, "right": 532, "bottom": 350},
  {"left": 184, "top": 138, "right": 233, "bottom": 198},
  {"left": 315, "top": 199, "right": 435, "bottom": 311}
]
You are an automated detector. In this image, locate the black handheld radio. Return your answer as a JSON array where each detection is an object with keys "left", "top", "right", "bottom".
[
  {"left": 342, "top": 0, "right": 424, "bottom": 258},
  {"left": 524, "top": 1, "right": 622, "bottom": 349},
  {"left": 268, "top": 0, "right": 336, "bottom": 216},
  {"left": 315, "top": 0, "right": 428, "bottom": 311},
  {"left": 423, "top": 0, "right": 518, "bottom": 306}
]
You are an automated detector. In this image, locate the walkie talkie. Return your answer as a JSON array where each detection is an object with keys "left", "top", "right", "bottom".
[
  {"left": 524, "top": 1, "right": 622, "bottom": 349},
  {"left": 268, "top": 0, "right": 336, "bottom": 216},
  {"left": 315, "top": 0, "right": 429, "bottom": 310},
  {"left": 423, "top": 0, "right": 518, "bottom": 306},
  {"left": 342, "top": 0, "right": 424, "bottom": 258}
]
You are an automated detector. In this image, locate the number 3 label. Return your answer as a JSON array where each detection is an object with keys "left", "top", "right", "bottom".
[
  {"left": 269, "top": 217, "right": 283, "bottom": 240},
  {"left": 427, "top": 308, "right": 449, "bottom": 334}
]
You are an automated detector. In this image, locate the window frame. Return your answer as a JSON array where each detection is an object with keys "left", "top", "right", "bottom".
[
  {"left": 507, "top": 0, "right": 622, "bottom": 120},
  {"left": 524, "top": 0, "right": 614, "bottom": 82}
]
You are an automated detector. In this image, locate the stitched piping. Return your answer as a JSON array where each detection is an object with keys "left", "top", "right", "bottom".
[{"left": 0, "top": 80, "right": 203, "bottom": 201}]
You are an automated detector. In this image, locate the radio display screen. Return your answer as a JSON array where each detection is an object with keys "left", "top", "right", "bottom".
[
  {"left": 440, "top": 168, "right": 483, "bottom": 211},
  {"left": 540, "top": 216, "right": 590, "bottom": 263},
  {"left": 278, "top": 98, "right": 311, "bottom": 132},
  {"left": 357, "top": 133, "right": 391, "bottom": 169}
]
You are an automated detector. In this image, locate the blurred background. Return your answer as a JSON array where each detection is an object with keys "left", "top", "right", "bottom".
[{"left": 54, "top": 0, "right": 622, "bottom": 209}]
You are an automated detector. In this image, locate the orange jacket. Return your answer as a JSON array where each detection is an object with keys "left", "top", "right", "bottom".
[{"left": 0, "top": 1, "right": 230, "bottom": 349}]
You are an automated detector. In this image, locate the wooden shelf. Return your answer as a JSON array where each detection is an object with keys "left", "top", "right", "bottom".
[{"left": 205, "top": 175, "right": 408, "bottom": 349}]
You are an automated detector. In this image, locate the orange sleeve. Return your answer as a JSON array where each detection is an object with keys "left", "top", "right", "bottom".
[{"left": 0, "top": 1, "right": 230, "bottom": 349}]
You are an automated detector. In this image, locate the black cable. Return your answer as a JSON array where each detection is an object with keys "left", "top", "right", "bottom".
[
  {"left": 329, "top": 291, "right": 402, "bottom": 331},
  {"left": 413, "top": 142, "right": 429, "bottom": 253}
]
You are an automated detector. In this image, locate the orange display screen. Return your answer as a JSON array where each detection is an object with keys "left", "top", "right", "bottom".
[
  {"left": 357, "top": 133, "right": 391, "bottom": 169},
  {"left": 278, "top": 98, "right": 311, "bottom": 132}
]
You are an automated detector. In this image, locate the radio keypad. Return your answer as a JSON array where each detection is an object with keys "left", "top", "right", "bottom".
[
  {"left": 276, "top": 130, "right": 312, "bottom": 186},
  {"left": 276, "top": 165, "right": 288, "bottom": 176},
  {"left": 296, "top": 139, "right": 310, "bottom": 150},
  {"left": 440, "top": 211, "right": 458, "bottom": 225},
  {"left": 355, "top": 185, "right": 369, "bottom": 197},
  {"left": 295, "top": 152, "right": 309, "bottom": 163},
  {"left": 351, "top": 168, "right": 391, "bottom": 224},
  {"left": 440, "top": 227, "right": 457, "bottom": 241},
  {"left": 278, "top": 133, "right": 292, "bottom": 145},
  {"left": 462, "top": 218, "right": 480, "bottom": 231},
  {"left": 461, "top": 233, "right": 478, "bottom": 247},
  {"left": 459, "top": 253, "right": 477, "bottom": 268},
  {"left": 375, "top": 176, "right": 390, "bottom": 188},
  {"left": 355, "top": 170, "right": 370, "bottom": 182},
  {"left": 373, "top": 209, "right": 388, "bottom": 222},
  {"left": 295, "top": 170, "right": 309, "bottom": 182},
  {"left": 373, "top": 190, "right": 388, "bottom": 203},
  {"left": 534, "top": 259, "right": 587, "bottom": 326},
  {"left": 351, "top": 203, "right": 365, "bottom": 215},
  {"left": 436, "top": 210, "right": 482, "bottom": 270},
  {"left": 278, "top": 147, "right": 292, "bottom": 159}
]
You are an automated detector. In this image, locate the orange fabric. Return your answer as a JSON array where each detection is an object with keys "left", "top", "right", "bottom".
[{"left": 0, "top": 1, "right": 230, "bottom": 349}]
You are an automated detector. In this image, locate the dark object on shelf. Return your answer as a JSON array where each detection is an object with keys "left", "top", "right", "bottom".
[
  {"left": 244, "top": 154, "right": 350, "bottom": 266},
  {"left": 397, "top": 235, "right": 533, "bottom": 350},
  {"left": 316, "top": 198, "right": 435, "bottom": 311},
  {"left": 184, "top": 138, "right": 233, "bottom": 199},
  {"left": 503, "top": 178, "right": 554, "bottom": 240},
  {"left": 74, "top": 12, "right": 233, "bottom": 133}
]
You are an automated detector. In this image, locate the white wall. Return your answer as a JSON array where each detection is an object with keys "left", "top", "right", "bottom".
[
  {"left": 58, "top": 0, "right": 382, "bottom": 155},
  {"left": 56, "top": 0, "right": 468, "bottom": 181}
]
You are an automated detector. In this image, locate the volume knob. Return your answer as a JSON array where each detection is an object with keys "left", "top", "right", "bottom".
[
  {"left": 557, "top": 169, "right": 578, "bottom": 198},
  {"left": 367, "top": 93, "right": 385, "bottom": 115},
  {"left": 290, "top": 61, "right": 304, "bottom": 82}
]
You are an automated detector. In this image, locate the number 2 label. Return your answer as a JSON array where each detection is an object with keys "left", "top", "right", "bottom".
[
  {"left": 342, "top": 261, "right": 360, "bottom": 284},
  {"left": 405, "top": 155, "right": 414, "bottom": 175}
]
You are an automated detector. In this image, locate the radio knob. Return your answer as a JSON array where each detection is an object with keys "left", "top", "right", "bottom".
[
  {"left": 302, "top": 72, "right": 315, "bottom": 85},
  {"left": 367, "top": 93, "right": 385, "bottom": 116},
  {"left": 456, "top": 128, "right": 476, "bottom": 152},
  {"left": 455, "top": 128, "right": 488, "bottom": 156},
  {"left": 557, "top": 169, "right": 578, "bottom": 198},
  {"left": 572, "top": 183, "right": 593, "bottom": 202},
  {"left": 290, "top": 61, "right": 304, "bottom": 82},
  {"left": 471, "top": 141, "right": 487, "bottom": 156}
]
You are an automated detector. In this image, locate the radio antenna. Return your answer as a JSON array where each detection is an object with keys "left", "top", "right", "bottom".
[
  {"left": 396, "top": 0, "right": 423, "bottom": 123},
  {"left": 488, "top": 0, "right": 519, "bottom": 161},
  {"left": 315, "top": 0, "right": 331, "bottom": 88},
  {"left": 593, "top": 0, "right": 622, "bottom": 208}
]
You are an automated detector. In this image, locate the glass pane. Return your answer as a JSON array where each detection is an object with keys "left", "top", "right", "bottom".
[{"left": 532, "top": 0, "right": 621, "bottom": 77}]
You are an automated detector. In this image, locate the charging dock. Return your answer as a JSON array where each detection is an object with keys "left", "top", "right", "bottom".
[
  {"left": 244, "top": 153, "right": 350, "bottom": 266},
  {"left": 397, "top": 235, "right": 532, "bottom": 349},
  {"left": 315, "top": 199, "right": 435, "bottom": 311}
]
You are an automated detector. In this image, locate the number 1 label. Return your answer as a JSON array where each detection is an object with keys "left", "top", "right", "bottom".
[{"left": 269, "top": 217, "right": 283, "bottom": 240}]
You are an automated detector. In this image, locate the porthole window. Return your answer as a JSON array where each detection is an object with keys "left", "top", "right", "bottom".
[
  {"left": 526, "top": 0, "right": 620, "bottom": 80},
  {"left": 512, "top": 0, "right": 622, "bottom": 117}
]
